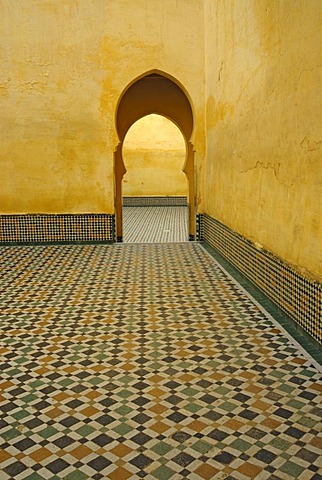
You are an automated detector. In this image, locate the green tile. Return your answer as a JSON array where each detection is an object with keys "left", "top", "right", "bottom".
[
  {"left": 181, "top": 387, "right": 199, "bottom": 398},
  {"left": 23, "top": 474, "right": 45, "bottom": 480},
  {"left": 296, "top": 415, "right": 317, "bottom": 428},
  {"left": 214, "top": 386, "right": 231, "bottom": 395},
  {"left": 38, "top": 426, "right": 59, "bottom": 439},
  {"left": 119, "top": 375, "right": 135, "bottom": 385},
  {"left": 230, "top": 438, "right": 252, "bottom": 452},
  {"left": 88, "top": 377, "right": 104, "bottom": 385},
  {"left": 279, "top": 460, "right": 305, "bottom": 477},
  {"left": 152, "top": 465, "right": 176, "bottom": 480},
  {"left": 277, "top": 384, "right": 295, "bottom": 394},
  {"left": 270, "top": 370, "right": 287, "bottom": 379},
  {"left": 75, "top": 425, "right": 95, "bottom": 437},
  {"left": 2, "top": 428, "right": 22, "bottom": 441},
  {"left": 184, "top": 403, "right": 203, "bottom": 413},
  {"left": 12, "top": 409, "right": 30, "bottom": 420},
  {"left": 113, "top": 423, "right": 133, "bottom": 435},
  {"left": 64, "top": 471, "right": 88, "bottom": 480},
  {"left": 191, "top": 440, "right": 213, "bottom": 454},
  {"left": 219, "top": 401, "right": 238, "bottom": 412},
  {"left": 118, "top": 389, "right": 134, "bottom": 399},
  {"left": 270, "top": 437, "right": 292, "bottom": 451},
  {"left": 58, "top": 378, "right": 74, "bottom": 387},
  {"left": 286, "top": 399, "right": 305, "bottom": 410},
  {"left": 116, "top": 405, "right": 133, "bottom": 416},
  {"left": 151, "top": 441, "right": 173, "bottom": 455}
]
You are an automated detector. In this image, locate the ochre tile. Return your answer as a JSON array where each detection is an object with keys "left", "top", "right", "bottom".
[
  {"left": 110, "top": 443, "right": 133, "bottom": 458},
  {"left": 46, "top": 407, "right": 65, "bottom": 419},
  {"left": 150, "top": 420, "right": 171, "bottom": 434},
  {"left": 0, "top": 449, "right": 12, "bottom": 462},
  {"left": 237, "top": 462, "right": 262, "bottom": 477},
  {"left": 194, "top": 463, "right": 221, "bottom": 479},
  {"left": 69, "top": 445, "right": 92, "bottom": 460},
  {"left": 29, "top": 447, "right": 53, "bottom": 462},
  {"left": 108, "top": 466, "right": 133, "bottom": 480}
]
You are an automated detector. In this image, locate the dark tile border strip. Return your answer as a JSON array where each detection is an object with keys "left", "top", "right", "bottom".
[
  {"left": 200, "top": 213, "right": 322, "bottom": 355},
  {"left": 201, "top": 241, "right": 322, "bottom": 366},
  {"left": 0, "top": 214, "right": 115, "bottom": 244},
  {"left": 123, "top": 196, "right": 188, "bottom": 207}
]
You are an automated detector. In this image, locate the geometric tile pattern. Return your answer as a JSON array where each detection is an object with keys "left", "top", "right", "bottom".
[
  {"left": 123, "top": 207, "right": 189, "bottom": 243},
  {"left": 0, "top": 214, "right": 115, "bottom": 244},
  {"left": 123, "top": 196, "right": 187, "bottom": 207},
  {"left": 202, "top": 213, "right": 322, "bottom": 344},
  {"left": 0, "top": 242, "right": 321, "bottom": 479}
]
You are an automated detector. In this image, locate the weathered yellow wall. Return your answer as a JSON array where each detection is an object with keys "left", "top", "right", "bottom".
[
  {"left": 0, "top": 0, "right": 205, "bottom": 213},
  {"left": 204, "top": 0, "right": 322, "bottom": 280},
  {"left": 2, "top": 0, "right": 320, "bottom": 280},
  {"left": 123, "top": 115, "right": 187, "bottom": 197}
]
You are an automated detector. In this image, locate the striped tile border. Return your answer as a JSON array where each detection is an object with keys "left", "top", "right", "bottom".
[
  {"left": 0, "top": 214, "right": 115, "bottom": 244},
  {"left": 200, "top": 213, "right": 322, "bottom": 345}
]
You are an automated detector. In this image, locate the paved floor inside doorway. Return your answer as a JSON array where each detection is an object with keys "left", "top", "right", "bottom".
[
  {"left": 0, "top": 242, "right": 321, "bottom": 480},
  {"left": 123, "top": 206, "right": 189, "bottom": 243}
]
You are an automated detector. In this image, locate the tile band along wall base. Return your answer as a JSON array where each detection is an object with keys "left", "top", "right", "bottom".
[
  {"left": 123, "top": 196, "right": 187, "bottom": 207},
  {"left": 201, "top": 214, "right": 322, "bottom": 345},
  {"left": 0, "top": 214, "right": 115, "bottom": 244}
]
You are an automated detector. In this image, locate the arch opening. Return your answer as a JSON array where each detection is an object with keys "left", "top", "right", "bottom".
[
  {"left": 114, "top": 71, "right": 195, "bottom": 242},
  {"left": 122, "top": 114, "right": 188, "bottom": 243}
]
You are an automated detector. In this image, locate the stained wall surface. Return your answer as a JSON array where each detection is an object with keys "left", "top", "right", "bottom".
[
  {"left": 0, "top": 0, "right": 204, "bottom": 213},
  {"left": 122, "top": 115, "right": 187, "bottom": 198},
  {"left": 204, "top": 0, "right": 322, "bottom": 280}
]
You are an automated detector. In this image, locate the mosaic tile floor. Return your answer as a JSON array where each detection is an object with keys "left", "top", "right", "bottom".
[
  {"left": 123, "top": 207, "right": 188, "bottom": 243},
  {"left": 0, "top": 242, "right": 321, "bottom": 480}
]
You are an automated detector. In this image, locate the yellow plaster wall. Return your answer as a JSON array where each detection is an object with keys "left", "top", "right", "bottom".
[
  {"left": 204, "top": 0, "right": 322, "bottom": 280},
  {"left": 122, "top": 115, "right": 187, "bottom": 197},
  {"left": 0, "top": 0, "right": 205, "bottom": 213}
]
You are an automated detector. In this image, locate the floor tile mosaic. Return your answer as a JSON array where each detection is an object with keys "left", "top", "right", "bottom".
[
  {"left": 123, "top": 207, "right": 188, "bottom": 243},
  {"left": 0, "top": 242, "right": 321, "bottom": 479}
]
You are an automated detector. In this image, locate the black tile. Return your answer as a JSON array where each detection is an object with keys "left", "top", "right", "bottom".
[
  {"left": 167, "top": 412, "right": 187, "bottom": 423},
  {"left": 13, "top": 438, "right": 36, "bottom": 451},
  {"left": 295, "top": 448, "right": 319, "bottom": 463},
  {"left": 95, "top": 414, "right": 115, "bottom": 426},
  {"left": 208, "top": 429, "right": 228, "bottom": 441},
  {"left": 130, "top": 454, "right": 153, "bottom": 469},
  {"left": 254, "top": 449, "right": 277, "bottom": 464},
  {"left": 285, "top": 427, "right": 305, "bottom": 439},
  {"left": 172, "top": 432, "right": 191, "bottom": 443},
  {"left": 54, "top": 435, "right": 75, "bottom": 448},
  {"left": 132, "top": 413, "right": 151, "bottom": 425},
  {"left": 131, "top": 433, "right": 152, "bottom": 446},
  {"left": 200, "top": 394, "right": 217, "bottom": 404},
  {"left": 60, "top": 416, "right": 79, "bottom": 427},
  {"left": 88, "top": 457, "right": 111, "bottom": 472},
  {"left": 213, "top": 451, "right": 235, "bottom": 464},
  {"left": 46, "top": 459, "right": 69, "bottom": 474},
  {"left": 4, "top": 461, "right": 27, "bottom": 476},
  {"left": 172, "top": 452, "right": 195, "bottom": 467},
  {"left": 92, "top": 434, "right": 114, "bottom": 447},
  {"left": 273, "top": 407, "right": 293, "bottom": 419}
]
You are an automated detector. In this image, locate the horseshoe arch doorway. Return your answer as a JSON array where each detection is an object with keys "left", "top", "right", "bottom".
[{"left": 114, "top": 71, "right": 195, "bottom": 242}]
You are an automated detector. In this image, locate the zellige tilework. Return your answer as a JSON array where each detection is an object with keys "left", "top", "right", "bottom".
[
  {"left": 0, "top": 214, "right": 115, "bottom": 244},
  {"left": 123, "top": 197, "right": 187, "bottom": 207},
  {"left": 202, "top": 213, "right": 322, "bottom": 345},
  {"left": 0, "top": 242, "right": 321, "bottom": 479},
  {"left": 123, "top": 206, "right": 189, "bottom": 243}
]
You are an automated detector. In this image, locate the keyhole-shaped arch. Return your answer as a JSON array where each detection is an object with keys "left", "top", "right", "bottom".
[{"left": 114, "top": 70, "right": 195, "bottom": 241}]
